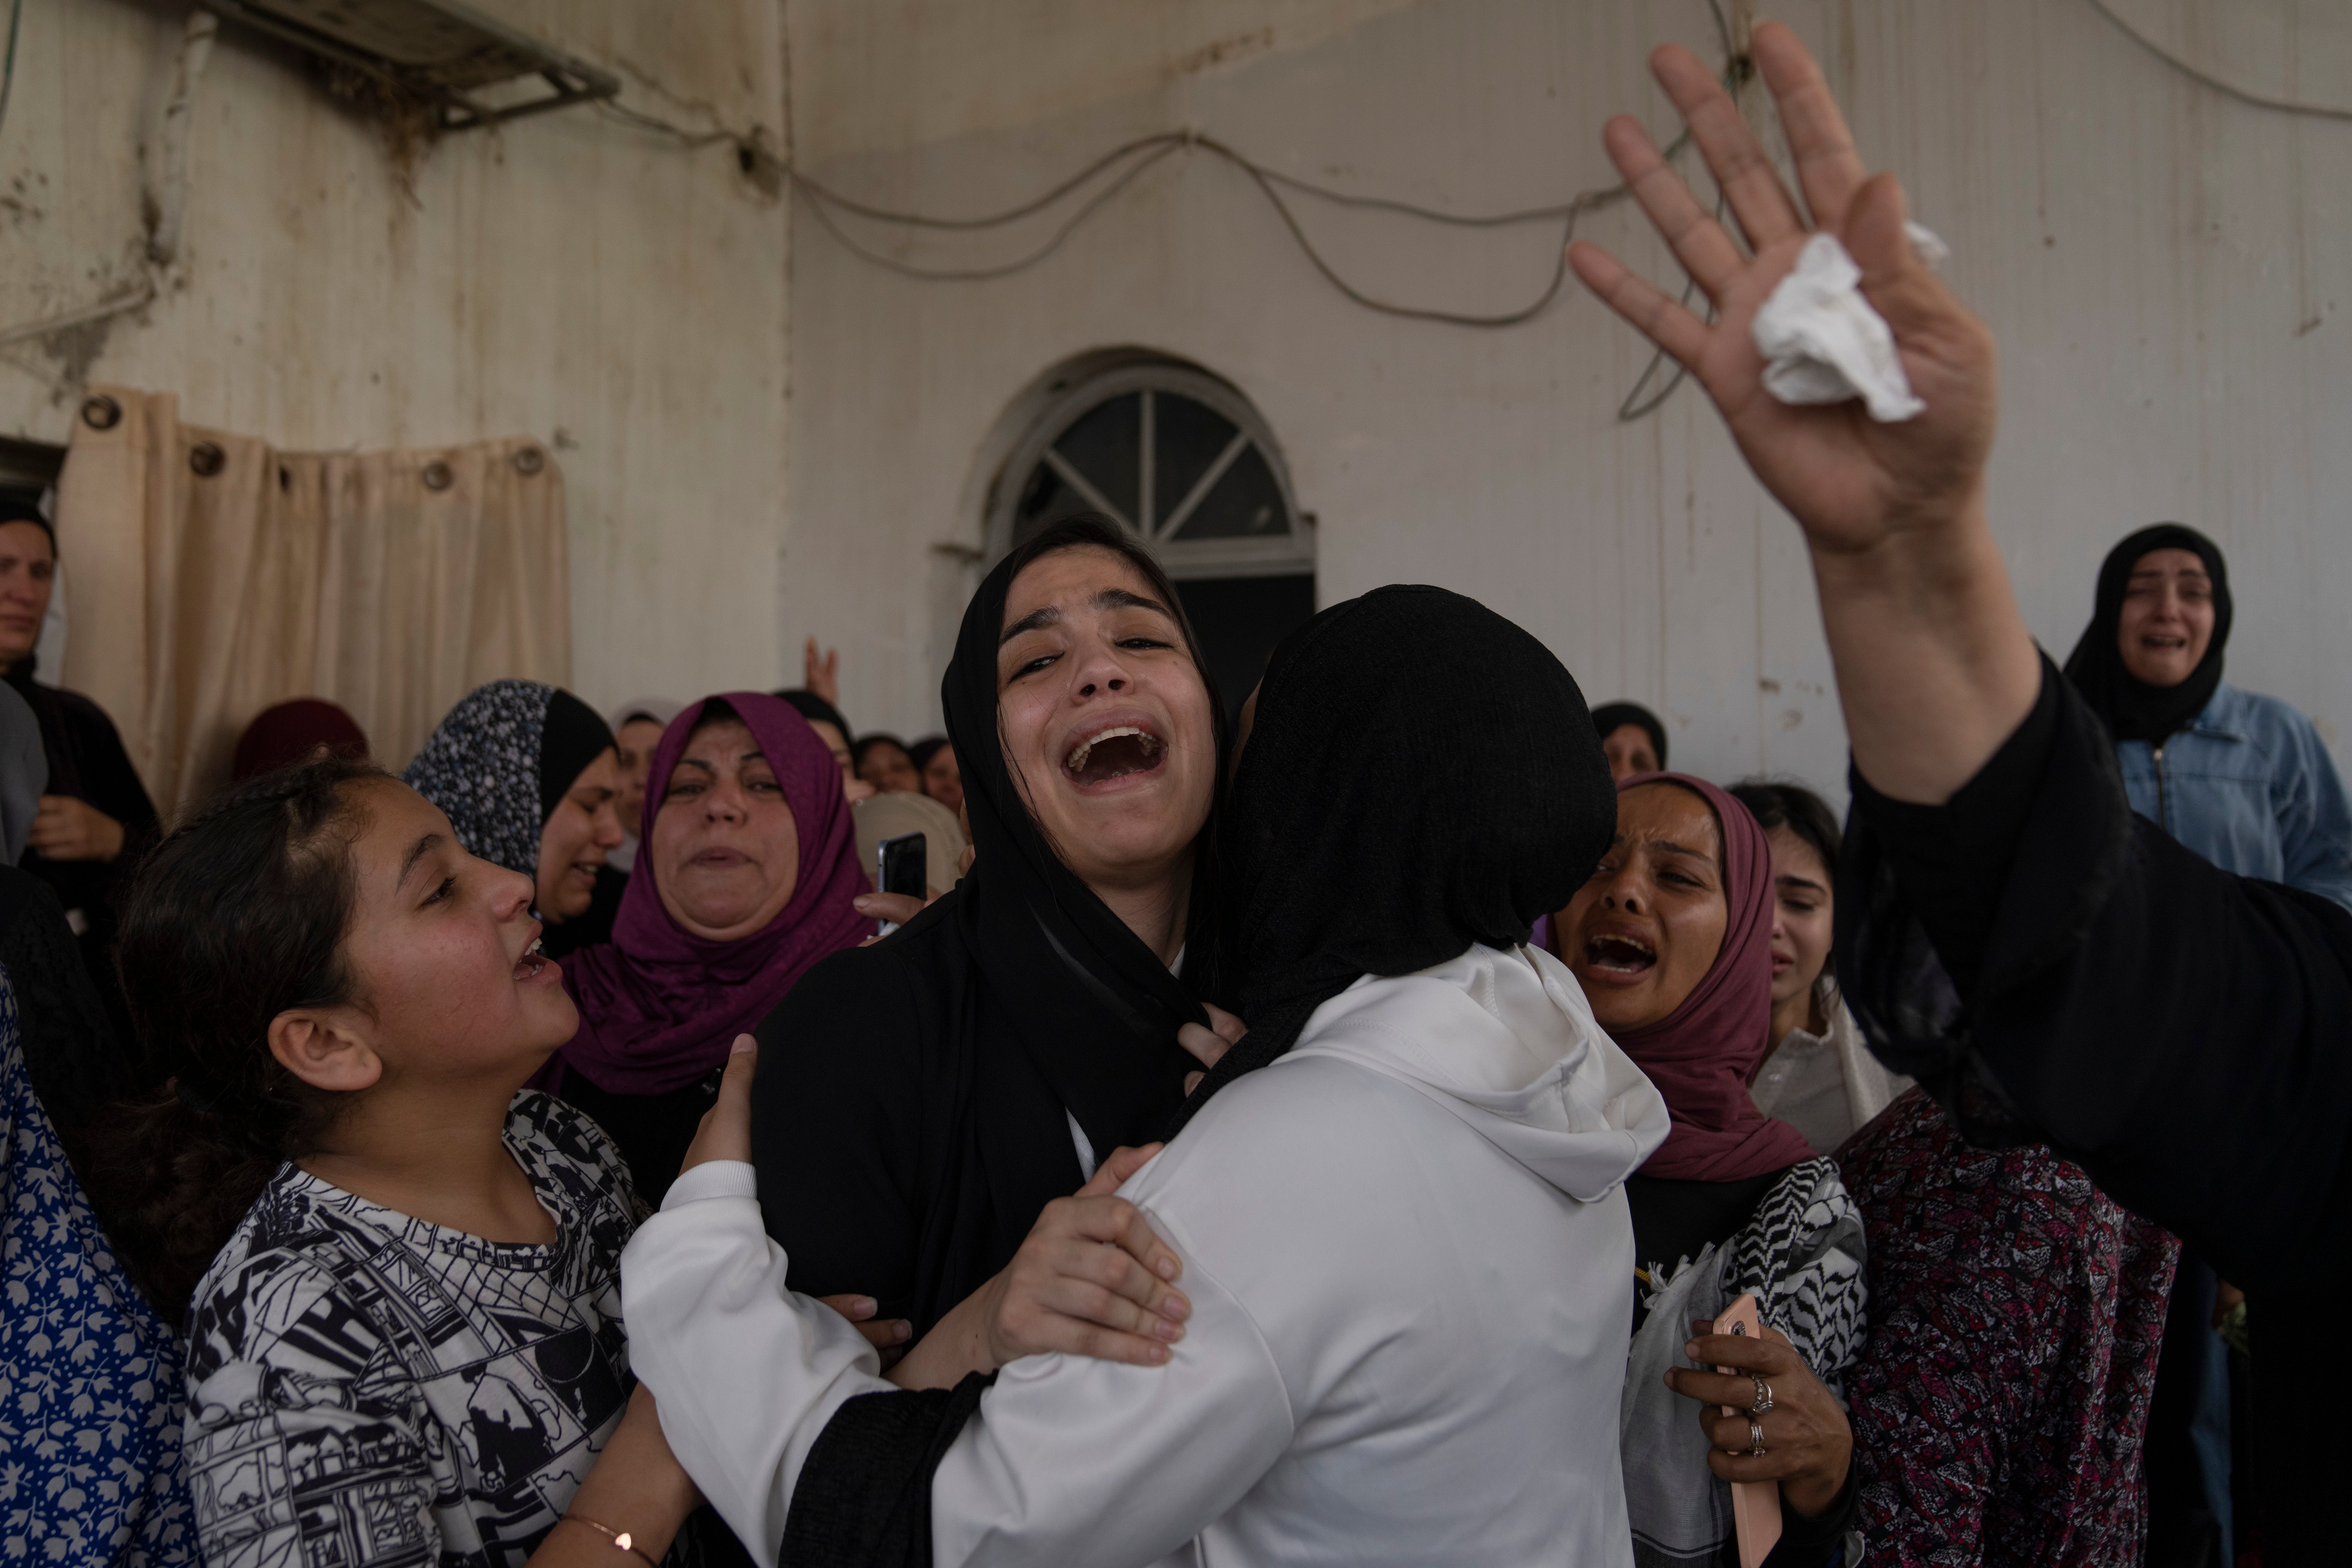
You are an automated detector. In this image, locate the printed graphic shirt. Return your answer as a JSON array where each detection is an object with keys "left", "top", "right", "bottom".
[{"left": 182, "top": 1092, "right": 644, "bottom": 1567}]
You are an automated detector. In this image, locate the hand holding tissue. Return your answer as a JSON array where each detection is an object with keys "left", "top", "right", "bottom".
[{"left": 1750, "top": 224, "right": 1949, "bottom": 423}]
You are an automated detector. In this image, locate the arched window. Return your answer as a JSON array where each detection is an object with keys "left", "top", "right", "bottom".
[{"left": 987, "top": 357, "right": 1314, "bottom": 714}]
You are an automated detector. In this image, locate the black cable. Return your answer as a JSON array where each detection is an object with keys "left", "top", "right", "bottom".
[
  {"left": 794, "top": 140, "right": 1187, "bottom": 283},
  {"left": 794, "top": 134, "right": 1188, "bottom": 230},
  {"left": 591, "top": 0, "right": 1739, "bottom": 385}
]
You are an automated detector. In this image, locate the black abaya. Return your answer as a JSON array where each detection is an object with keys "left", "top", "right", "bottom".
[
  {"left": 3, "top": 658, "right": 159, "bottom": 1043},
  {"left": 1837, "top": 654, "right": 2352, "bottom": 1565}
]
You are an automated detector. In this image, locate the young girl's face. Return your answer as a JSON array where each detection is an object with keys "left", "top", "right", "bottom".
[{"left": 334, "top": 779, "right": 580, "bottom": 1086}]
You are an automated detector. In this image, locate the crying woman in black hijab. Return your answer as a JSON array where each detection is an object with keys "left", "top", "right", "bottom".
[
  {"left": 751, "top": 514, "right": 1241, "bottom": 1361},
  {"left": 2063, "top": 522, "right": 2352, "bottom": 910}
]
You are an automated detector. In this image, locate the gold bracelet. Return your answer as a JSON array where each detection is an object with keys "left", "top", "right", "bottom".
[{"left": 559, "top": 1513, "right": 660, "bottom": 1567}]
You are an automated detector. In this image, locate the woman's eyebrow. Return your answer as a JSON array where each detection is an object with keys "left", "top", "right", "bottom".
[
  {"left": 999, "top": 606, "right": 1061, "bottom": 647},
  {"left": 671, "top": 757, "right": 717, "bottom": 776},
  {"left": 1776, "top": 871, "right": 1829, "bottom": 896},
  {"left": 1095, "top": 587, "right": 1167, "bottom": 616},
  {"left": 1651, "top": 837, "right": 1719, "bottom": 867},
  {"left": 397, "top": 831, "right": 443, "bottom": 888}
]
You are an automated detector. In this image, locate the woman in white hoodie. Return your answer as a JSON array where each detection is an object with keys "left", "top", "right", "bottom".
[{"left": 620, "top": 585, "right": 1670, "bottom": 1566}]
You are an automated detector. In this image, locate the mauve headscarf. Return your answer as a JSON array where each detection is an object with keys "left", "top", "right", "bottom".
[
  {"left": 554, "top": 693, "right": 873, "bottom": 1097},
  {"left": 1605, "top": 771, "right": 1815, "bottom": 1182}
]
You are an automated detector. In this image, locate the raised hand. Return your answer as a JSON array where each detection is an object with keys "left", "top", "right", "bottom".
[
  {"left": 1570, "top": 22, "right": 2037, "bottom": 804},
  {"left": 803, "top": 637, "right": 841, "bottom": 704},
  {"left": 1567, "top": 24, "right": 1996, "bottom": 555}
]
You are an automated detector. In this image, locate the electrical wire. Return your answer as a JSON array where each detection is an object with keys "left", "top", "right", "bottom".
[
  {"left": 2085, "top": 0, "right": 2352, "bottom": 122},
  {"left": 595, "top": 0, "right": 1737, "bottom": 388},
  {"left": 602, "top": 96, "right": 1717, "bottom": 330},
  {"left": 796, "top": 140, "right": 1188, "bottom": 284},
  {"left": 0, "top": 0, "right": 24, "bottom": 145}
]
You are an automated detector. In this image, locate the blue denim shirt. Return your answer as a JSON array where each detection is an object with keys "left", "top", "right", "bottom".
[{"left": 2114, "top": 682, "right": 2352, "bottom": 913}]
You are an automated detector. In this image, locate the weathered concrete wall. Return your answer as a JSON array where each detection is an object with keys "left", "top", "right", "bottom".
[
  {"left": 0, "top": 0, "right": 791, "bottom": 733},
  {"left": 783, "top": 0, "right": 2352, "bottom": 799}
]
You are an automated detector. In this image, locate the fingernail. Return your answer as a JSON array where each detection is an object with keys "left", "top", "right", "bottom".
[
  {"left": 1155, "top": 1319, "right": 1184, "bottom": 1342},
  {"left": 1154, "top": 1256, "right": 1178, "bottom": 1281},
  {"left": 892, "top": 1320, "right": 912, "bottom": 1343},
  {"left": 1146, "top": 1343, "right": 1169, "bottom": 1363},
  {"left": 851, "top": 1296, "right": 876, "bottom": 1316},
  {"left": 1160, "top": 1294, "right": 1190, "bottom": 1321},
  {"left": 732, "top": 1035, "right": 757, "bottom": 1055},
  {"left": 1684, "top": 1342, "right": 1701, "bottom": 1359}
]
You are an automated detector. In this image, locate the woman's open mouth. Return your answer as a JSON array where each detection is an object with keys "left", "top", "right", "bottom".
[
  {"left": 1063, "top": 724, "right": 1167, "bottom": 788},
  {"left": 513, "top": 935, "right": 557, "bottom": 983},
  {"left": 1582, "top": 933, "right": 1657, "bottom": 976}
]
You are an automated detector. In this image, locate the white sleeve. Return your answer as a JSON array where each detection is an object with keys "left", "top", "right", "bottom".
[
  {"left": 619, "top": 1160, "right": 894, "bottom": 1568},
  {"left": 931, "top": 1232, "right": 1296, "bottom": 1568}
]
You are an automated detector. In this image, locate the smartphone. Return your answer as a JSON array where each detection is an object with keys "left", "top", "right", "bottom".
[
  {"left": 1711, "top": 1293, "right": 1782, "bottom": 1568},
  {"left": 875, "top": 832, "right": 927, "bottom": 935}
]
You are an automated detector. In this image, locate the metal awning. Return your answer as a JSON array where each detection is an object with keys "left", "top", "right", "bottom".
[{"left": 203, "top": 0, "right": 619, "bottom": 130}]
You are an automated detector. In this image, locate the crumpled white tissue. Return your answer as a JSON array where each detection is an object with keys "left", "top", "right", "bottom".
[{"left": 1750, "top": 222, "right": 1947, "bottom": 422}]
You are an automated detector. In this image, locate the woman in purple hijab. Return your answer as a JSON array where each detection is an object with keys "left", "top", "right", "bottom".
[{"left": 553, "top": 692, "right": 872, "bottom": 1201}]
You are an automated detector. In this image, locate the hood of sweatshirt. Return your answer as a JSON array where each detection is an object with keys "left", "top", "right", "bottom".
[{"left": 1281, "top": 942, "right": 1669, "bottom": 1203}]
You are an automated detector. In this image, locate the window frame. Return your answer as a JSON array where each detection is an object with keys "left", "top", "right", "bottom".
[{"left": 985, "top": 361, "right": 1313, "bottom": 581}]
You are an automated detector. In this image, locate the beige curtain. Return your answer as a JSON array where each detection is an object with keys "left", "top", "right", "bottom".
[{"left": 55, "top": 386, "right": 571, "bottom": 815}]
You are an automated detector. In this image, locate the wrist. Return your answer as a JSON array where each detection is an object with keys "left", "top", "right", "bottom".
[{"left": 1782, "top": 1452, "right": 1851, "bottom": 1519}]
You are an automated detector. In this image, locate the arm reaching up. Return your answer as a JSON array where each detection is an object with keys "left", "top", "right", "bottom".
[{"left": 1567, "top": 23, "right": 2037, "bottom": 804}]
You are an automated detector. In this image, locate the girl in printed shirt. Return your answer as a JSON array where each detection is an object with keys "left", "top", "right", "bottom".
[{"left": 91, "top": 758, "right": 1190, "bottom": 1568}]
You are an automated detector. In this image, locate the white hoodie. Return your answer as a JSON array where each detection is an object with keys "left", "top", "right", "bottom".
[{"left": 622, "top": 942, "right": 1670, "bottom": 1568}]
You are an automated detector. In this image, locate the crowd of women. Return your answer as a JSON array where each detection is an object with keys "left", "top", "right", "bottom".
[{"left": 7, "top": 22, "right": 2352, "bottom": 1568}]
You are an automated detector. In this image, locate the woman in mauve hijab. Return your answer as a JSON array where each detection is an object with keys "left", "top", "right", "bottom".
[
  {"left": 1553, "top": 772, "right": 1866, "bottom": 1564},
  {"left": 552, "top": 692, "right": 872, "bottom": 1203}
]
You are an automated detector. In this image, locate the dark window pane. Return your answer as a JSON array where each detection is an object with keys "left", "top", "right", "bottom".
[
  {"left": 1174, "top": 574, "right": 1317, "bottom": 722},
  {"left": 1171, "top": 442, "right": 1287, "bottom": 540},
  {"left": 1011, "top": 460, "right": 1102, "bottom": 548},
  {"left": 1151, "top": 393, "right": 1238, "bottom": 531},
  {"left": 1051, "top": 393, "right": 1140, "bottom": 522}
]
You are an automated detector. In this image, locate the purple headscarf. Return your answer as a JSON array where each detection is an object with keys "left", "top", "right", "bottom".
[
  {"left": 1601, "top": 771, "right": 1816, "bottom": 1183},
  {"left": 554, "top": 693, "right": 873, "bottom": 1097}
]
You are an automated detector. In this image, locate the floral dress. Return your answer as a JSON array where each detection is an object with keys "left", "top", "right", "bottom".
[{"left": 0, "top": 973, "right": 194, "bottom": 1566}]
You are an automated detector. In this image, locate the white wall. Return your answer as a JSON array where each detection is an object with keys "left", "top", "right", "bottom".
[
  {"left": 782, "top": 0, "right": 2352, "bottom": 801},
  {"left": 0, "top": 0, "right": 793, "bottom": 739}
]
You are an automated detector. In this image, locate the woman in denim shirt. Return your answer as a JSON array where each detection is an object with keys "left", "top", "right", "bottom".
[
  {"left": 2063, "top": 521, "right": 2352, "bottom": 1568},
  {"left": 2065, "top": 523, "right": 2352, "bottom": 912}
]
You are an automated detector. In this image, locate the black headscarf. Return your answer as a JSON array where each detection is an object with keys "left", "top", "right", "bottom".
[
  {"left": 1169, "top": 585, "right": 1615, "bottom": 1134},
  {"left": 1591, "top": 701, "right": 1668, "bottom": 768},
  {"left": 939, "top": 519, "right": 1223, "bottom": 1161},
  {"left": 2063, "top": 524, "right": 2233, "bottom": 745}
]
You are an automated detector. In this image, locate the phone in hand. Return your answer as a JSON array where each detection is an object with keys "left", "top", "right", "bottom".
[
  {"left": 1712, "top": 1292, "right": 1782, "bottom": 1568},
  {"left": 875, "top": 832, "right": 927, "bottom": 935}
]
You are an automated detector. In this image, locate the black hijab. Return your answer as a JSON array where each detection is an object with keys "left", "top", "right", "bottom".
[
  {"left": 1170, "top": 584, "right": 1616, "bottom": 1133},
  {"left": 940, "top": 517, "right": 1223, "bottom": 1161},
  {"left": 2063, "top": 524, "right": 2233, "bottom": 745}
]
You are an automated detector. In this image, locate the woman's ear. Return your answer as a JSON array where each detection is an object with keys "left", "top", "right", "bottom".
[{"left": 268, "top": 1011, "right": 384, "bottom": 1094}]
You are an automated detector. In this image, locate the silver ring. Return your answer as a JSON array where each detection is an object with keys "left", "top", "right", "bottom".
[
  {"left": 1748, "top": 1375, "right": 1774, "bottom": 1415},
  {"left": 1747, "top": 1419, "right": 1767, "bottom": 1457}
]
